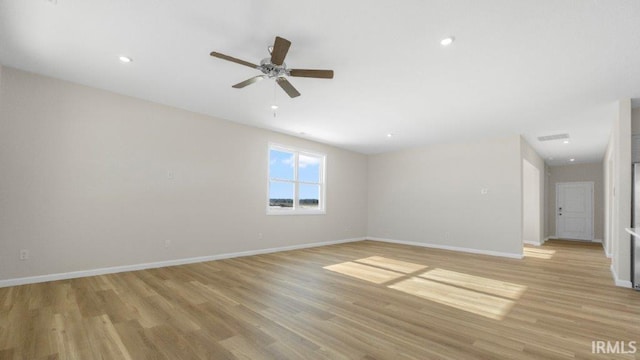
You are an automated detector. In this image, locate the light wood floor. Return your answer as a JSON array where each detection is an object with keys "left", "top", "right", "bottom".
[{"left": 0, "top": 240, "right": 638, "bottom": 359}]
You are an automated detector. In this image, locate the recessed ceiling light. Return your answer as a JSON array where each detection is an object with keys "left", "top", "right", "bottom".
[
  {"left": 538, "top": 133, "right": 569, "bottom": 142},
  {"left": 440, "top": 37, "right": 455, "bottom": 46},
  {"left": 387, "top": 133, "right": 394, "bottom": 138},
  {"left": 569, "top": 158, "right": 575, "bottom": 162},
  {"left": 119, "top": 56, "right": 132, "bottom": 63},
  {"left": 271, "top": 105, "right": 279, "bottom": 110},
  {"left": 563, "top": 140, "right": 570, "bottom": 144}
]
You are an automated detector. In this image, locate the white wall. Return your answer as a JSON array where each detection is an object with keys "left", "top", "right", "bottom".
[
  {"left": 546, "top": 163, "right": 604, "bottom": 240},
  {"left": 630, "top": 107, "right": 640, "bottom": 134},
  {"left": 0, "top": 67, "right": 368, "bottom": 282},
  {"left": 520, "top": 137, "right": 545, "bottom": 245},
  {"left": 367, "top": 136, "right": 523, "bottom": 257},
  {"left": 603, "top": 99, "right": 632, "bottom": 286}
]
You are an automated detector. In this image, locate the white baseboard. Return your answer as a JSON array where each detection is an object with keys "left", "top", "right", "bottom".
[
  {"left": 610, "top": 264, "right": 632, "bottom": 288},
  {"left": 0, "top": 237, "right": 366, "bottom": 288},
  {"left": 548, "top": 235, "right": 603, "bottom": 244},
  {"left": 524, "top": 240, "right": 541, "bottom": 246},
  {"left": 367, "top": 237, "right": 523, "bottom": 259}
]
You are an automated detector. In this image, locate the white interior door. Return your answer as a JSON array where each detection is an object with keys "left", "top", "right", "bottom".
[{"left": 556, "top": 182, "right": 594, "bottom": 240}]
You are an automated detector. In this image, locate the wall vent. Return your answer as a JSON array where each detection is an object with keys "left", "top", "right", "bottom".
[{"left": 537, "top": 133, "right": 569, "bottom": 142}]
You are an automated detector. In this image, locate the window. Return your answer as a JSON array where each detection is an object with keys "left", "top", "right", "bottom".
[{"left": 268, "top": 144, "right": 326, "bottom": 214}]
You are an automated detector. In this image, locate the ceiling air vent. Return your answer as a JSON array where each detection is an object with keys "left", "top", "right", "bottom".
[{"left": 537, "top": 133, "right": 569, "bottom": 142}]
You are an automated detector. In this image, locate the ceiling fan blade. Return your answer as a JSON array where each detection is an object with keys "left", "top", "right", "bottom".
[
  {"left": 210, "top": 52, "right": 258, "bottom": 69},
  {"left": 289, "top": 69, "right": 334, "bottom": 79},
  {"left": 270, "top": 36, "right": 291, "bottom": 66},
  {"left": 276, "top": 77, "right": 301, "bottom": 98},
  {"left": 232, "top": 75, "right": 266, "bottom": 89}
]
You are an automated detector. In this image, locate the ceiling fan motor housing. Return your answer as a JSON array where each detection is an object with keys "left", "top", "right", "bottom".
[{"left": 260, "top": 58, "right": 288, "bottom": 78}]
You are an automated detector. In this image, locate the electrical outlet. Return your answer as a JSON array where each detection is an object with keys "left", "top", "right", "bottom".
[
  {"left": 167, "top": 170, "right": 175, "bottom": 180},
  {"left": 19, "top": 249, "right": 29, "bottom": 260},
  {"left": 258, "top": 233, "right": 263, "bottom": 240},
  {"left": 164, "top": 239, "right": 171, "bottom": 248}
]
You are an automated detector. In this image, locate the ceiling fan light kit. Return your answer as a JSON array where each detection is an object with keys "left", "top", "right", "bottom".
[{"left": 210, "top": 36, "right": 334, "bottom": 99}]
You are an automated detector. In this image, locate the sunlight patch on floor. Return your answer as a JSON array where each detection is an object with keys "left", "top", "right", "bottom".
[
  {"left": 323, "top": 261, "right": 406, "bottom": 284},
  {"left": 355, "top": 256, "right": 428, "bottom": 273},
  {"left": 523, "top": 247, "right": 556, "bottom": 259},
  {"left": 419, "top": 268, "right": 527, "bottom": 300},
  {"left": 324, "top": 256, "right": 527, "bottom": 320},
  {"left": 389, "top": 276, "right": 515, "bottom": 320}
]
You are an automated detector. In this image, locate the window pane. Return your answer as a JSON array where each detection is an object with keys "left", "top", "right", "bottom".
[
  {"left": 299, "top": 184, "right": 320, "bottom": 209},
  {"left": 298, "top": 153, "right": 321, "bottom": 183},
  {"left": 269, "top": 181, "right": 294, "bottom": 209},
  {"left": 269, "top": 149, "right": 294, "bottom": 181}
]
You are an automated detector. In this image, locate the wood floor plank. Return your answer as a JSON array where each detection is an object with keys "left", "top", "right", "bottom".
[
  {"left": 181, "top": 329, "right": 237, "bottom": 360},
  {"left": 0, "top": 348, "right": 14, "bottom": 360},
  {"left": 143, "top": 324, "right": 203, "bottom": 359},
  {"left": 112, "top": 320, "right": 167, "bottom": 360},
  {"left": 51, "top": 311, "right": 92, "bottom": 360},
  {"left": 0, "top": 240, "right": 638, "bottom": 359},
  {"left": 219, "top": 335, "right": 280, "bottom": 360},
  {"left": 84, "top": 315, "right": 132, "bottom": 360}
]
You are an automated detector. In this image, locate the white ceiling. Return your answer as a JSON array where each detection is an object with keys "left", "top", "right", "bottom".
[{"left": 1, "top": 0, "right": 639, "bottom": 165}]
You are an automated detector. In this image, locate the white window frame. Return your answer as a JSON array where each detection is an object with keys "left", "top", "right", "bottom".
[{"left": 267, "top": 143, "right": 326, "bottom": 215}]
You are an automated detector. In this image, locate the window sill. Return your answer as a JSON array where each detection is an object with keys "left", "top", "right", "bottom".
[{"left": 267, "top": 210, "right": 326, "bottom": 216}]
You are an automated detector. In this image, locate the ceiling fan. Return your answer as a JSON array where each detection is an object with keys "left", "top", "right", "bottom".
[{"left": 210, "top": 36, "right": 334, "bottom": 98}]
